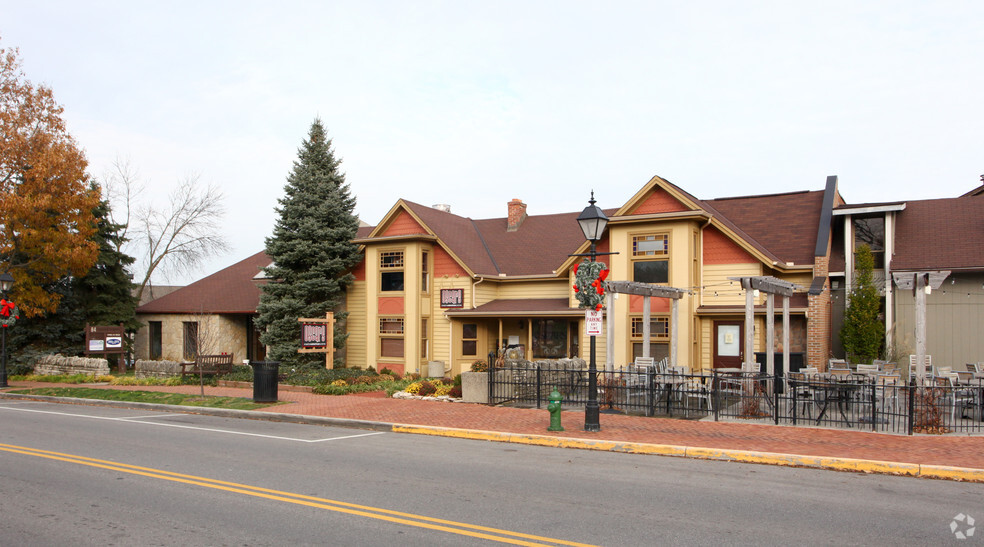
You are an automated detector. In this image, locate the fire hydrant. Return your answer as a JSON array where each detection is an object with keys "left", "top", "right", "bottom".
[{"left": 547, "top": 389, "right": 564, "bottom": 431}]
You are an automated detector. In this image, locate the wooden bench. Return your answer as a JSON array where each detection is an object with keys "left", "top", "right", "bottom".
[{"left": 180, "top": 354, "right": 234, "bottom": 377}]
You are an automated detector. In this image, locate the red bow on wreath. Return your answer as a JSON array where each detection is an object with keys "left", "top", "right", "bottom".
[{"left": 0, "top": 299, "right": 14, "bottom": 318}]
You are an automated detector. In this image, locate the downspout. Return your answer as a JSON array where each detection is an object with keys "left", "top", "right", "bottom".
[{"left": 472, "top": 275, "right": 484, "bottom": 309}]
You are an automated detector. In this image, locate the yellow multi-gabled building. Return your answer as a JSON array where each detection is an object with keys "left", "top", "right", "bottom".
[{"left": 345, "top": 175, "right": 840, "bottom": 377}]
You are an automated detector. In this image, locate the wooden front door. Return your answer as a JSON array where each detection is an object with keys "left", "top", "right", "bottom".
[{"left": 713, "top": 321, "right": 743, "bottom": 369}]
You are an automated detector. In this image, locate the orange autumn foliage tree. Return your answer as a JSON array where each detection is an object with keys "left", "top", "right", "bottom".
[{"left": 1, "top": 40, "right": 99, "bottom": 317}]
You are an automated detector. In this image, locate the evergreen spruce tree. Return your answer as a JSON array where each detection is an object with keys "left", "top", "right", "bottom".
[
  {"left": 839, "top": 244, "right": 885, "bottom": 363},
  {"left": 256, "top": 119, "right": 361, "bottom": 369}
]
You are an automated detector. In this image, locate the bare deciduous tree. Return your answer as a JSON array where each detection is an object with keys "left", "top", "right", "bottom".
[{"left": 104, "top": 158, "right": 229, "bottom": 303}]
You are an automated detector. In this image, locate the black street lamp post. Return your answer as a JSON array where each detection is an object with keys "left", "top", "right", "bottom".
[
  {"left": 0, "top": 272, "right": 13, "bottom": 388},
  {"left": 576, "top": 192, "right": 609, "bottom": 432}
]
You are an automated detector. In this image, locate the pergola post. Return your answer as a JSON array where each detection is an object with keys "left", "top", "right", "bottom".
[
  {"left": 766, "top": 293, "right": 775, "bottom": 375},
  {"left": 782, "top": 294, "right": 791, "bottom": 377},
  {"left": 605, "top": 292, "right": 614, "bottom": 372},
  {"left": 744, "top": 286, "right": 755, "bottom": 368},
  {"left": 642, "top": 295, "right": 651, "bottom": 360}
]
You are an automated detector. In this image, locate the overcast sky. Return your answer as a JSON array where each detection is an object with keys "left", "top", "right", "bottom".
[{"left": 3, "top": 1, "right": 982, "bottom": 285}]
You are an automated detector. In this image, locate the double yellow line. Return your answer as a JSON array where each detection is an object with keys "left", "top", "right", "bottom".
[{"left": 0, "top": 443, "right": 595, "bottom": 546}]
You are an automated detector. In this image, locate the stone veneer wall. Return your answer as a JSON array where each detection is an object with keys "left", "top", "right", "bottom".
[
  {"left": 135, "top": 359, "right": 183, "bottom": 378},
  {"left": 34, "top": 354, "right": 111, "bottom": 376},
  {"left": 133, "top": 313, "right": 249, "bottom": 363}
]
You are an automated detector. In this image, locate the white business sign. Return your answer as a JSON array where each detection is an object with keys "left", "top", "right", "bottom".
[{"left": 585, "top": 310, "right": 603, "bottom": 336}]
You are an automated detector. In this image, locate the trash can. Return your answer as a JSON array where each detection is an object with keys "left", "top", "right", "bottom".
[{"left": 250, "top": 361, "right": 280, "bottom": 403}]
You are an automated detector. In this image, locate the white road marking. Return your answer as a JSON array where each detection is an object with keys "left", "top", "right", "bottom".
[{"left": 0, "top": 404, "right": 385, "bottom": 443}]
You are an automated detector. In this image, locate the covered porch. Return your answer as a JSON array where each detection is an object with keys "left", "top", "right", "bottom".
[{"left": 444, "top": 298, "right": 585, "bottom": 373}]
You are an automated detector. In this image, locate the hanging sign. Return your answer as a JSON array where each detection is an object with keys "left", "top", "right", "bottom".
[{"left": 585, "top": 310, "right": 603, "bottom": 336}]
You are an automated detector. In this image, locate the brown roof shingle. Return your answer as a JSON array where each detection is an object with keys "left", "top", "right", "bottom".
[
  {"left": 136, "top": 251, "right": 270, "bottom": 314},
  {"left": 892, "top": 195, "right": 984, "bottom": 271}
]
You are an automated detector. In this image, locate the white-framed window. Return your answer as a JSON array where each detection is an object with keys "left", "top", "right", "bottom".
[{"left": 632, "top": 233, "right": 669, "bottom": 284}]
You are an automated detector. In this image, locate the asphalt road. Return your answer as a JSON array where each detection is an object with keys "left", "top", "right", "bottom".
[{"left": 0, "top": 400, "right": 979, "bottom": 546}]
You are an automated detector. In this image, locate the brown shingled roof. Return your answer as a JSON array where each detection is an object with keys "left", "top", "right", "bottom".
[
  {"left": 136, "top": 251, "right": 270, "bottom": 314},
  {"left": 706, "top": 190, "right": 825, "bottom": 266},
  {"left": 403, "top": 201, "right": 617, "bottom": 277},
  {"left": 892, "top": 195, "right": 984, "bottom": 271},
  {"left": 375, "top": 181, "right": 827, "bottom": 277}
]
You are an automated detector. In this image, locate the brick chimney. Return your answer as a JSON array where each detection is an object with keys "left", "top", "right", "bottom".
[{"left": 507, "top": 199, "right": 527, "bottom": 232}]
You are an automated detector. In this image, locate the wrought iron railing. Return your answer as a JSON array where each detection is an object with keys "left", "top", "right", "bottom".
[{"left": 487, "top": 361, "right": 984, "bottom": 435}]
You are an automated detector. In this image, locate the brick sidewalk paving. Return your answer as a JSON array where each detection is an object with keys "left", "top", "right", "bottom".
[{"left": 7, "top": 381, "right": 984, "bottom": 471}]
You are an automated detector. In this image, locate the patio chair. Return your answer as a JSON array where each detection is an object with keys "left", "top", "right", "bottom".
[
  {"left": 686, "top": 374, "right": 714, "bottom": 411},
  {"left": 909, "top": 354, "right": 932, "bottom": 377},
  {"left": 941, "top": 373, "right": 977, "bottom": 423},
  {"left": 856, "top": 364, "right": 880, "bottom": 376},
  {"left": 788, "top": 371, "right": 820, "bottom": 419},
  {"left": 623, "top": 357, "right": 655, "bottom": 405},
  {"left": 828, "top": 358, "right": 849, "bottom": 371},
  {"left": 874, "top": 374, "right": 901, "bottom": 413}
]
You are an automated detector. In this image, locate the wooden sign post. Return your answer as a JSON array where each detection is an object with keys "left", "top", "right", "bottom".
[
  {"left": 298, "top": 313, "right": 335, "bottom": 369},
  {"left": 84, "top": 323, "right": 127, "bottom": 374}
]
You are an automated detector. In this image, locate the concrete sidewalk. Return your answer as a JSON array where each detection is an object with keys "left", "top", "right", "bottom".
[{"left": 4, "top": 381, "right": 984, "bottom": 482}]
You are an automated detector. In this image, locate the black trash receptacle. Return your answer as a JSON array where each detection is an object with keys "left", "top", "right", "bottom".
[{"left": 250, "top": 361, "right": 280, "bottom": 403}]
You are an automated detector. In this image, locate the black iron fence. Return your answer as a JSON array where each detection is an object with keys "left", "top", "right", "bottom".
[{"left": 488, "top": 361, "right": 984, "bottom": 435}]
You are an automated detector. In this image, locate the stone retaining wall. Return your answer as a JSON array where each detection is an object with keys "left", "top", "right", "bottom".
[
  {"left": 34, "top": 354, "right": 111, "bottom": 377},
  {"left": 135, "top": 359, "right": 183, "bottom": 378}
]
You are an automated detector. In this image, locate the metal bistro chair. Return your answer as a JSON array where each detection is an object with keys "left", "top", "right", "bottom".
[
  {"left": 875, "top": 373, "right": 902, "bottom": 414},
  {"left": 789, "top": 371, "right": 820, "bottom": 419},
  {"left": 942, "top": 373, "right": 978, "bottom": 423},
  {"left": 623, "top": 357, "right": 655, "bottom": 408}
]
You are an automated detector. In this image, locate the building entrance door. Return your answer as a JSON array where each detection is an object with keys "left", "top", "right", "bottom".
[{"left": 713, "top": 321, "right": 743, "bottom": 369}]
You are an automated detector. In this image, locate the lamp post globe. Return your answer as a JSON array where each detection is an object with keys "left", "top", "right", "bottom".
[{"left": 577, "top": 192, "right": 608, "bottom": 432}]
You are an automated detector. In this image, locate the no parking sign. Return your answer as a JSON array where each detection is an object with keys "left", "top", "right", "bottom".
[{"left": 585, "top": 310, "right": 603, "bottom": 336}]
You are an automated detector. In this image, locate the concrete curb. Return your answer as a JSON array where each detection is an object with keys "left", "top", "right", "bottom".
[
  {"left": 4, "top": 392, "right": 982, "bottom": 483},
  {"left": 389, "top": 424, "right": 984, "bottom": 483}
]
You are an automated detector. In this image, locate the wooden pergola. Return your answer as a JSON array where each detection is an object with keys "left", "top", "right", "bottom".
[
  {"left": 729, "top": 276, "right": 804, "bottom": 376},
  {"left": 892, "top": 270, "right": 950, "bottom": 379},
  {"left": 604, "top": 281, "right": 689, "bottom": 371}
]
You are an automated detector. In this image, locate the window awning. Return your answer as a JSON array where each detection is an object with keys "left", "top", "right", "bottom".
[{"left": 444, "top": 298, "right": 583, "bottom": 318}]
